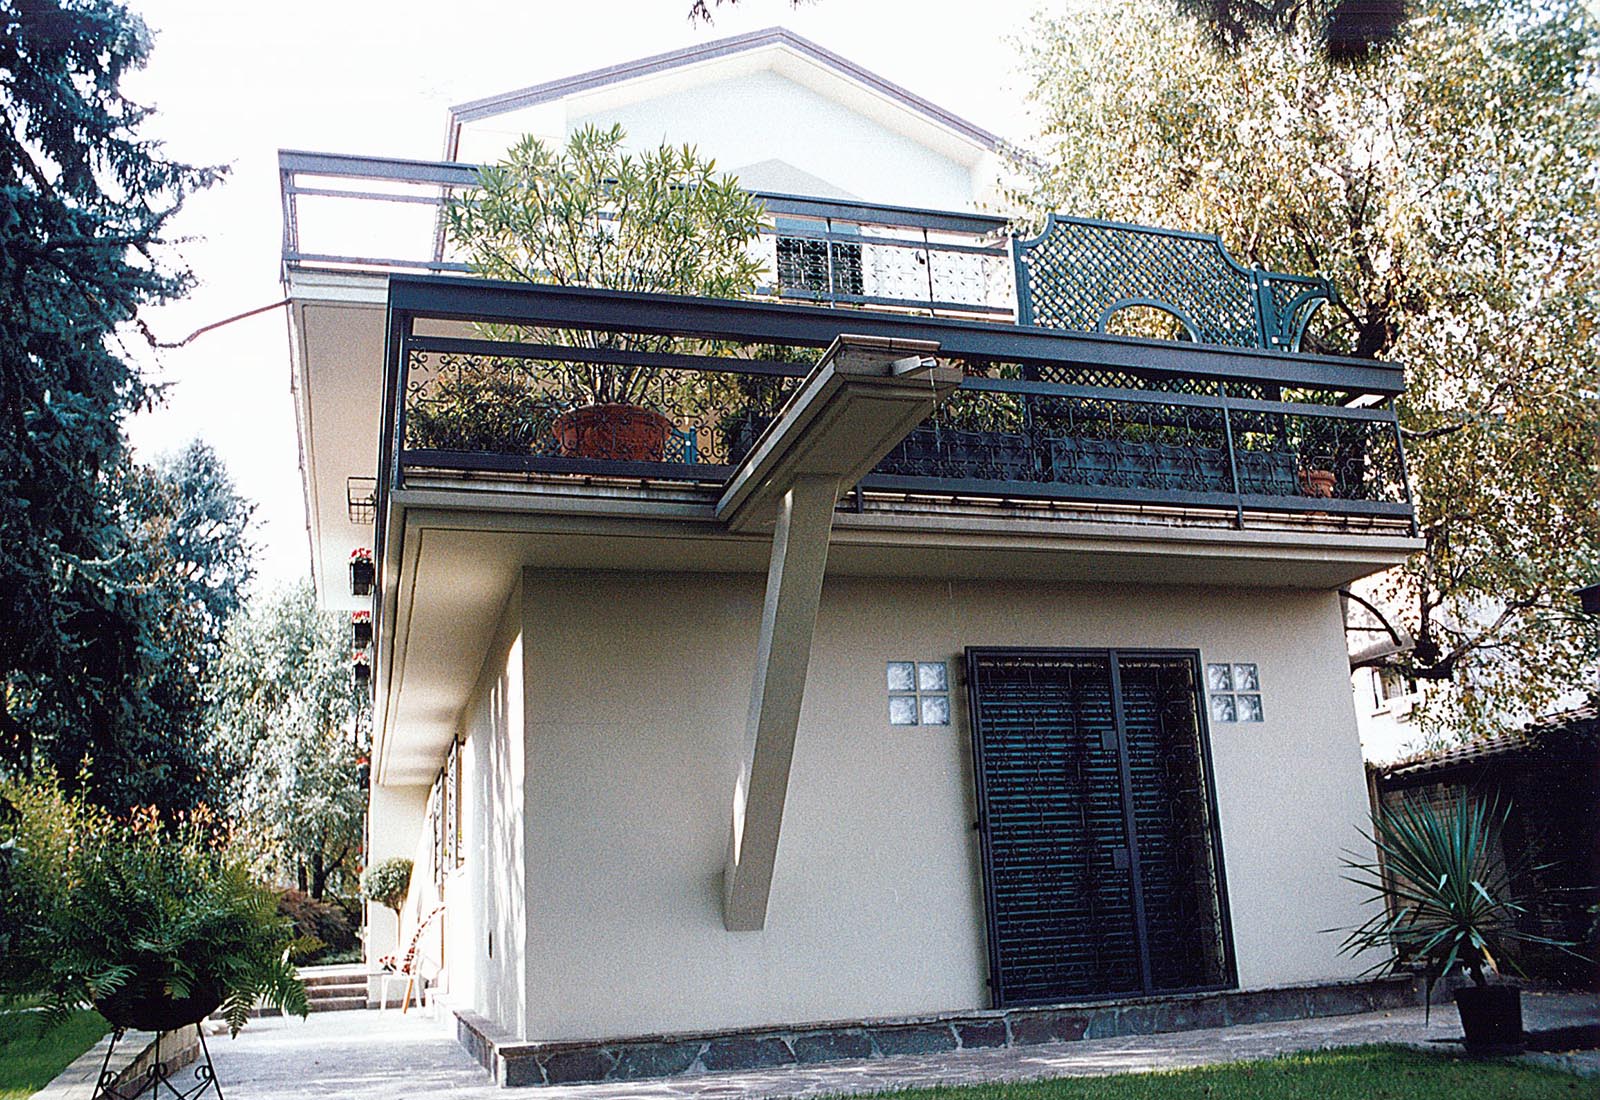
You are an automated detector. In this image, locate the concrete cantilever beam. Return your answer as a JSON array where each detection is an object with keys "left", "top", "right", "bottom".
[{"left": 721, "top": 335, "right": 960, "bottom": 931}]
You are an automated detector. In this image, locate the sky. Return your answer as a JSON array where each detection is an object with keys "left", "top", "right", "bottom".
[{"left": 120, "top": 0, "right": 1055, "bottom": 591}]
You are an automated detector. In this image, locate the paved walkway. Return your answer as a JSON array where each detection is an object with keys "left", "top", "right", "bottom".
[{"left": 201, "top": 992, "right": 1598, "bottom": 1099}]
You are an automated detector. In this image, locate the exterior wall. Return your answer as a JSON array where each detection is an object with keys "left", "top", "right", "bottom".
[
  {"left": 456, "top": 580, "right": 529, "bottom": 1037},
  {"left": 456, "top": 71, "right": 981, "bottom": 212},
  {"left": 1351, "top": 665, "right": 1429, "bottom": 764},
  {"left": 364, "top": 781, "right": 429, "bottom": 964},
  {"left": 571, "top": 71, "right": 977, "bottom": 209},
  {"left": 507, "top": 568, "right": 1374, "bottom": 1042}
]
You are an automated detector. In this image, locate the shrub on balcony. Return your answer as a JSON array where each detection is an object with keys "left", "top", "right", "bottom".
[{"left": 436, "top": 125, "right": 769, "bottom": 459}]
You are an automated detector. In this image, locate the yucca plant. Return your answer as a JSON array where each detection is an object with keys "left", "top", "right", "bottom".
[{"left": 1338, "top": 795, "right": 1569, "bottom": 1010}]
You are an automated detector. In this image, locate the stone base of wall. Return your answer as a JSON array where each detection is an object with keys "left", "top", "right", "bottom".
[{"left": 455, "top": 974, "right": 1418, "bottom": 1088}]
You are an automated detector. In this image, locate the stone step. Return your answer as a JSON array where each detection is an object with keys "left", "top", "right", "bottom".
[
  {"left": 306, "top": 995, "right": 368, "bottom": 1013},
  {"left": 298, "top": 968, "right": 368, "bottom": 988},
  {"left": 305, "top": 982, "right": 368, "bottom": 998}
]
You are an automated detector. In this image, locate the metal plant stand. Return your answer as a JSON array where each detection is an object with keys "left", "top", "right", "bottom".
[{"left": 93, "top": 1026, "right": 224, "bottom": 1100}]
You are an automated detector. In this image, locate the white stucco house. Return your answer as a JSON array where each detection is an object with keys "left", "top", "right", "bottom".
[{"left": 281, "top": 27, "right": 1422, "bottom": 1086}]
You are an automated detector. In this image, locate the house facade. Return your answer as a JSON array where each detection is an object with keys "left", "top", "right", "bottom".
[{"left": 281, "top": 28, "right": 1421, "bottom": 1085}]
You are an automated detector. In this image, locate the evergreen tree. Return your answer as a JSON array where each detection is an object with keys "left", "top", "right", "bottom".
[{"left": 0, "top": 0, "right": 223, "bottom": 786}]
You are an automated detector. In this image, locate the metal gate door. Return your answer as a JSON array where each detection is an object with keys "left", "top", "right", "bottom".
[{"left": 965, "top": 648, "right": 1234, "bottom": 1007}]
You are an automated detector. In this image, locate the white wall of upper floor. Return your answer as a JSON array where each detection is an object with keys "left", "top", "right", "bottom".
[{"left": 452, "top": 62, "right": 999, "bottom": 213}]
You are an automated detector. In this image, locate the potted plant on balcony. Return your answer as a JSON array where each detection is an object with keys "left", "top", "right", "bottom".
[
  {"left": 349, "top": 547, "right": 375, "bottom": 596},
  {"left": 443, "top": 124, "right": 768, "bottom": 461},
  {"left": 1337, "top": 796, "right": 1574, "bottom": 1054},
  {"left": 1292, "top": 406, "right": 1367, "bottom": 498},
  {"left": 3, "top": 778, "right": 308, "bottom": 1037}
]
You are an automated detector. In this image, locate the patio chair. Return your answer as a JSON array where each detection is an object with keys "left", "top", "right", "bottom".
[{"left": 378, "top": 902, "right": 446, "bottom": 1015}]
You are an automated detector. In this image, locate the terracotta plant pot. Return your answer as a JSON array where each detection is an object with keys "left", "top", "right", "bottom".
[
  {"left": 1454, "top": 984, "right": 1523, "bottom": 1053},
  {"left": 95, "top": 978, "right": 225, "bottom": 1033},
  {"left": 1302, "top": 468, "right": 1337, "bottom": 498},
  {"left": 552, "top": 404, "right": 674, "bottom": 462}
]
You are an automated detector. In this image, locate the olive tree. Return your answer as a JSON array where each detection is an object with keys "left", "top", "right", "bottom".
[{"left": 1013, "top": 0, "right": 1600, "bottom": 737}]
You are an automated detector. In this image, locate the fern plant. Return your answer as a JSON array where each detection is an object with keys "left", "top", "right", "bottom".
[{"left": 2, "top": 778, "right": 308, "bottom": 1035}]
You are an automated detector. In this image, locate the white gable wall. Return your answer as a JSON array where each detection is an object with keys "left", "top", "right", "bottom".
[{"left": 454, "top": 71, "right": 985, "bottom": 212}]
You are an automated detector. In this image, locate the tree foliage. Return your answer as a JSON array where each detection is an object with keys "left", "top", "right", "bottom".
[
  {"left": 0, "top": 0, "right": 222, "bottom": 789},
  {"left": 1014, "top": 0, "right": 1600, "bottom": 736},
  {"left": 438, "top": 124, "right": 768, "bottom": 428},
  {"left": 1171, "top": 0, "right": 1409, "bottom": 61},
  {"left": 11, "top": 443, "right": 254, "bottom": 813},
  {"left": 206, "top": 581, "right": 365, "bottom": 899}
]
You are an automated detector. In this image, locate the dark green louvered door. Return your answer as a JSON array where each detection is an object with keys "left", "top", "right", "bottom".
[{"left": 966, "top": 648, "right": 1233, "bottom": 1007}]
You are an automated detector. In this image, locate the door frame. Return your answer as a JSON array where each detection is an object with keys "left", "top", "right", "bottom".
[{"left": 964, "top": 646, "right": 1238, "bottom": 1007}]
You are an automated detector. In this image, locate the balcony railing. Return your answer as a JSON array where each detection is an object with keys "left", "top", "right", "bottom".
[
  {"left": 279, "top": 150, "right": 1013, "bottom": 317},
  {"left": 382, "top": 278, "right": 1413, "bottom": 531}
]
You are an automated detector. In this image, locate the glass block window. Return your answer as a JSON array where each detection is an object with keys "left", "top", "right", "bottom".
[
  {"left": 1206, "top": 662, "right": 1263, "bottom": 723},
  {"left": 888, "top": 660, "right": 951, "bottom": 726}
]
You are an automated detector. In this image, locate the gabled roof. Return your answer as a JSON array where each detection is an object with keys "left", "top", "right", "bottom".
[{"left": 444, "top": 26, "right": 1002, "bottom": 161}]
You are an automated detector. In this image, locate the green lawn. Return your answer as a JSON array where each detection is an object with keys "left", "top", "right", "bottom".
[
  {"left": 865, "top": 1046, "right": 1588, "bottom": 1100},
  {"left": 0, "top": 1006, "right": 109, "bottom": 1100}
]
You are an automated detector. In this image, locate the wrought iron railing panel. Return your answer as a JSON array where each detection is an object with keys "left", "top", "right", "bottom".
[
  {"left": 402, "top": 337, "right": 810, "bottom": 476},
  {"left": 388, "top": 287, "right": 1410, "bottom": 527},
  {"left": 1014, "top": 214, "right": 1333, "bottom": 353},
  {"left": 869, "top": 372, "right": 1409, "bottom": 514}
]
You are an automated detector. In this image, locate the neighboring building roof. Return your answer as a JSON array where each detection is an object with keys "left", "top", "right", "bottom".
[
  {"left": 1380, "top": 700, "right": 1600, "bottom": 781},
  {"left": 444, "top": 26, "right": 1003, "bottom": 161}
]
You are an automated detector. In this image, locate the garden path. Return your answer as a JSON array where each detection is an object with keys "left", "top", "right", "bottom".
[{"left": 201, "top": 990, "right": 1598, "bottom": 1099}]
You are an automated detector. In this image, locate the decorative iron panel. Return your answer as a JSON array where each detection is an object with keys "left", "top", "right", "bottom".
[
  {"left": 1014, "top": 214, "right": 1332, "bottom": 353},
  {"left": 967, "top": 648, "right": 1234, "bottom": 1008}
]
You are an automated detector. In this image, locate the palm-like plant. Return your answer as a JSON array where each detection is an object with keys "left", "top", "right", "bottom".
[{"left": 1338, "top": 796, "right": 1567, "bottom": 1009}]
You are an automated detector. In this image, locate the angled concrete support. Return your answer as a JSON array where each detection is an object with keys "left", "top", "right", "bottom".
[
  {"left": 721, "top": 335, "right": 961, "bottom": 931},
  {"left": 723, "top": 475, "right": 838, "bottom": 931}
]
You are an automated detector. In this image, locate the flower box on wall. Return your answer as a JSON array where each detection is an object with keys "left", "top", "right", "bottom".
[
  {"left": 349, "top": 548, "right": 375, "bottom": 597},
  {"left": 351, "top": 611, "right": 373, "bottom": 649}
]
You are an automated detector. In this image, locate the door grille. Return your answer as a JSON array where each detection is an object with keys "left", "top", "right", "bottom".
[{"left": 966, "top": 648, "right": 1233, "bottom": 1007}]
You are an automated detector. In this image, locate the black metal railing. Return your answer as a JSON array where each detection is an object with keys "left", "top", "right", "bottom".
[
  {"left": 385, "top": 279, "right": 1412, "bottom": 526},
  {"left": 279, "top": 150, "right": 1013, "bottom": 317}
]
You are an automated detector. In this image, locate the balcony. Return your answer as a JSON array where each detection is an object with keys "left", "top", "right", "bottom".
[
  {"left": 382, "top": 277, "right": 1411, "bottom": 531},
  {"left": 281, "top": 149, "right": 1417, "bottom": 623},
  {"left": 279, "top": 150, "right": 1014, "bottom": 318}
]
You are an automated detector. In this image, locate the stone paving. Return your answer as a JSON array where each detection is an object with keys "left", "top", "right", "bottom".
[{"left": 200, "top": 991, "right": 1599, "bottom": 1099}]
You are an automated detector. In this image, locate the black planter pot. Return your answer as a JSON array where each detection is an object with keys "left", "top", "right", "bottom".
[
  {"left": 95, "top": 978, "right": 224, "bottom": 1033},
  {"left": 349, "top": 558, "right": 375, "bottom": 597},
  {"left": 1453, "top": 984, "right": 1523, "bottom": 1053}
]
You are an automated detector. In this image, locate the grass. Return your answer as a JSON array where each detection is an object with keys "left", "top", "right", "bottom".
[
  {"left": 863, "top": 1046, "right": 1589, "bottom": 1100},
  {"left": 0, "top": 1005, "right": 109, "bottom": 1100}
]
